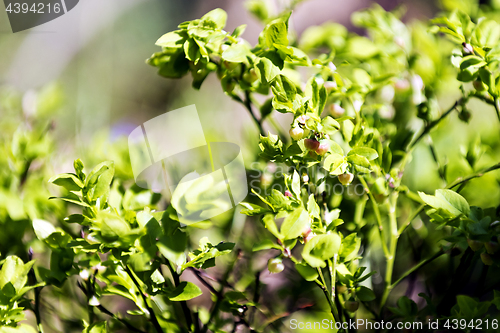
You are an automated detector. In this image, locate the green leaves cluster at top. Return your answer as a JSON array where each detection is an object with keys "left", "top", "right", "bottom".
[{"left": 431, "top": 10, "right": 500, "bottom": 97}]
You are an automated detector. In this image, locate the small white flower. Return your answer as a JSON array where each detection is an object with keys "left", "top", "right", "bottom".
[
  {"left": 89, "top": 296, "right": 100, "bottom": 307},
  {"left": 353, "top": 100, "right": 363, "bottom": 112},
  {"left": 93, "top": 264, "right": 107, "bottom": 274},
  {"left": 324, "top": 81, "right": 337, "bottom": 91},
  {"left": 79, "top": 269, "right": 90, "bottom": 281}
]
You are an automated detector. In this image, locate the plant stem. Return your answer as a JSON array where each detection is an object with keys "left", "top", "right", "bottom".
[
  {"left": 233, "top": 91, "right": 265, "bottom": 136},
  {"left": 97, "top": 304, "right": 148, "bottom": 333},
  {"left": 188, "top": 267, "right": 220, "bottom": 296},
  {"left": 399, "top": 161, "right": 500, "bottom": 235},
  {"left": 77, "top": 282, "right": 146, "bottom": 333},
  {"left": 359, "top": 176, "right": 390, "bottom": 258},
  {"left": 168, "top": 263, "right": 195, "bottom": 331},
  {"left": 390, "top": 249, "right": 445, "bottom": 290},
  {"left": 317, "top": 267, "right": 341, "bottom": 324},
  {"left": 446, "top": 162, "right": 500, "bottom": 189},
  {"left": 123, "top": 265, "right": 163, "bottom": 333},
  {"left": 328, "top": 256, "right": 337, "bottom": 304},
  {"left": 494, "top": 98, "right": 500, "bottom": 122},
  {"left": 436, "top": 248, "right": 474, "bottom": 315},
  {"left": 408, "top": 100, "right": 460, "bottom": 151},
  {"left": 202, "top": 250, "right": 240, "bottom": 333},
  {"left": 379, "top": 193, "right": 399, "bottom": 311}
]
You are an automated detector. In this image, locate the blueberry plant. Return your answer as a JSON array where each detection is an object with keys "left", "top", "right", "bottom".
[{"left": 2, "top": 1, "right": 500, "bottom": 332}]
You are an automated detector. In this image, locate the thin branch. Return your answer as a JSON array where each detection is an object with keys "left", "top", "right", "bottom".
[
  {"left": 495, "top": 98, "right": 500, "bottom": 122},
  {"left": 409, "top": 100, "right": 460, "bottom": 150},
  {"left": 447, "top": 162, "right": 500, "bottom": 189},
  {"left": 398, "top": 161, "right": 500, "bottom": 235},
  {"left": 187, "top": 267, "right": 220, "bottom": 297},
  {"left": 248, "top": 271, "right": 261, "bottom": 325},
  {"left": 232, "top": 91, "right": 265, "bottom": 136},
  {"left": 167, "top": 263, "right": 195, "bottom": 331},
  {"left": 359, "top": 176, "right": 390, "bottom": 258},
  {"left": 390, "top": 249, "right": 445, "bottom": 290},
  {"left": 123, "top": 265, "right": 163, "bottom": 333},
  {"left": 77, "top": 282, "right": 146, "bottom": 333},
  {"left": 202, "top": 249, "right": 241, "bottom": 333}
]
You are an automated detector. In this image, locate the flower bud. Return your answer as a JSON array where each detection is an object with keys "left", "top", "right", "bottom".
[
  {"left": 336, "top": 285, "right": 348, "bottom": 294},
  {"left": 338, "top": 172, "right": 354, "bottom": 186},
  {"left": 481, "top": 252, "right": 493, "bottom": 266},
  {"left": 467, "top": 238, "right": 483, "bottom": 252},
  {"left": 93, "top": 264, "right": 107, "bottom": 274},
  {"left": 89, "top": 296, "right": 100, "bottom": 307},
  {"left": 243, "top": 68, "right": 259, "bottom": 83},
  {"left": 324, "top": 81, "right": 337, "bottom": 92},
  {"left": 289, "top": 127, "right": 304, "bottom": 141},
  {"left": 473, "top": 80, "right": 486, "bottom": 91},
  {"left": 267, "top": 258, "right": 284, "bottom": 274},
  {"left": 284, "top": 190, "right": 293, "bottom": 197},
  {"left": 329, "top": 104, "right": 345, "bottom": 118},
  {"left": 223, "top": 60, "right": 239, "bottom": 71},
  {"left": 394, "top": 79, "right": 410, "bottom": 92},
  {"left": 462, "top": 42, "right": 474, "bottom": 54},
  {"left": 79, "top": 269, "right": 90, "bottom": 281},
  {"left": 344, "top": 300, "right": 359, "bottom": 312},
  {"left": 315, "top": 141, "right": 330, "bottom": 156},
  {"left": 394, "top": 36, "right": 405, "bottom": 48},
  {"left": 304, "top": 139, "right": 320, "bottom": 151},
  {"left": 484, "top": 241, "right": 499, "bottom": 254},
  {"left": 297, "top": 115, "right": 309, "bottom": 125}
]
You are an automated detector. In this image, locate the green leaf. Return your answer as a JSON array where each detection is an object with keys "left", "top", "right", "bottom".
[
  {"left": 201, "top": 8, "right": 227, "bottom": 29},
  {"left": 307, "top": 194, "right": 320, "bottom": 220},
  {"left": 323, "top": 153, "right": 346, "bottom": 175},
  {"left": 32, "top": 219, "right": 56, "bottom": 241},
  {"left": 264, "top": 21, "right": 288, "bottom": 48},
  {"left": 347, "top": 154, "right": 371, "bottom": 169},
  {"left": 291, "top": 170, "right": 301, "bottom": 197},
  {"left": 295, "top": 262, "right": 319, "bottom": 281},
  {"left": 280, "top": 207, "right": 310, "bottom": 240},
  {"left": 348, "top": 147, "right": 378, "bottom": 161},
  {"left": 322, "top": 117, "right": 340, "bottom": 135},
  {"left": 222, "top": 44, "right": 251, "bottom": 63},
  {"left": 83, "top": 322, "right": 108, "bottom": 333},
  {"left": 255, "top": 58, "right": 280, "bottom": 84},
  {"left": 459, "top": 55, "right": 486, "bottom": 71},
  {"left": 302, "top": 233, "right": 341, "bottom": 268},
  {"left": 182, "top": 239, "right": 234, "bottom": 270},
  {"left": 339, "top": 233, "right": 361, "bottom": 262},
  {"left": 167, "top": 281, "right": 203, "bottom": 301},
  {"left": 239, "top": 202, "right": 270, "bottom": 216},
  {"left": 356, "top": 286, "right": 376, "bottom": 302},
  {"left": 183, "top": 38, "right": 200, "bottom": 63},
  {"left": 156, "top": 30, "right": 186, "bottom": 48},
  {"left": 48, "top": 173, "right": 84, "bottom": 191},
  {"left": 158, "top": 229, "right": 187, "bottom": 268},
  {"left": 232, "top": 24, "right": 247, "bottom": 38},
  {"left": 342, "top": 120, "right": 355, "bottom": 142},
  {"left": 252, "top": 239, "right": 281, "bottom": 251},
  {"left": 262, "top": 214, "right": 281, "bottom": 239},
  {"left": 0, "top": 256, "right": 34, "bottom": 293},
  {"left": 389, "top": 296, "right": 418, "bottom": 316},
  {"left": 418, "top": 189, "right": 470, "bottom": 218}
]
